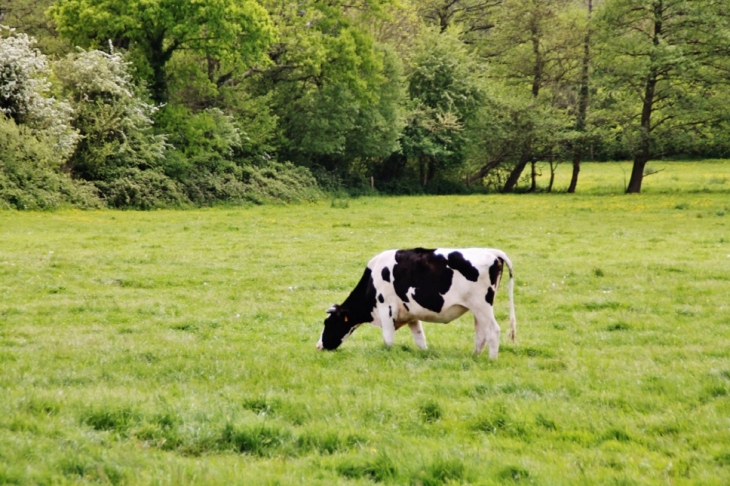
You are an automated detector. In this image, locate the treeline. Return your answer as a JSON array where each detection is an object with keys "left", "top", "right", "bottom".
[{"left": 1, "top": 0, "right": 729, "bottom": 209}]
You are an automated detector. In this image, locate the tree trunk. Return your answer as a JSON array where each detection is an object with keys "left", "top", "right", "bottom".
[
  {"left": 626, "top": 1, "right": 663, "bottom": 193},
  {"left": 548, "top": 169, "right": 555, "bottom": 193},
  {"left": 568, "top": 0, "right": 592, "bottom": 194},
  {"left": 529, "top": 160, "right": 537, "bottom": 192},
  {"left": 147, "top": 32, "right": 175, "bottom": 105},
  {"left": 503, "top": 20, "right": 543, "bottom": 193},
  {"left": 427, "top": 158, "right": 437, "bottom": 184},
  {"left": 568, "top": 150, "right": 581, "bottom": 193},
  {"left": 548, "top": 160, "right": 557, "bottom": 193},
  {"left": 466, "top": 156, "right": 505, "bottom": 185},
  {"left": 626, "top": 154, "right": 648, "bottom": 193},
  {"left": 502, "top": 151, "right": 532, "bottom": 193}
]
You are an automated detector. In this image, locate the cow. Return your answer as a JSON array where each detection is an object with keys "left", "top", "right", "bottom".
[{"left": 316, "top": 248, "right": 516, "bottom": 359}]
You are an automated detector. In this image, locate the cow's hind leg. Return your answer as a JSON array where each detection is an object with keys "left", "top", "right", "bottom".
[
  {"left": 473, "top": 315, "right": 488, "bottom": 355},
  {"left": 408, "top": 320, "right": 427, "bottom": 350},
  {"left": 472, "top": 305, "right": 501, "bottom": 359}
]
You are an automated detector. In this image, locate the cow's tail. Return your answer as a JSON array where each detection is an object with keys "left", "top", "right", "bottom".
[{"left": 494, "top": 250, "right": 517, "bottom": 342}]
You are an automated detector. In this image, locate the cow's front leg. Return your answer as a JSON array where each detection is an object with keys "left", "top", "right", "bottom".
[
  {"left": 379, "top": 306, "right": 395, "bottom": 348},
  {"left": 408, "top": 320, "right": 427, "bottom": 350}
]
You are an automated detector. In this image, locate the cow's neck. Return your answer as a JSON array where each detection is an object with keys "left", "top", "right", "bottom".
[{"left": 342, "top": 267, "right": 377, "bottom": 324}]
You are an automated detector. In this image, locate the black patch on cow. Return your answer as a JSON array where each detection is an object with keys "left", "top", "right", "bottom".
[
  {"left": 489, "top": 259, "right": 503, "bottom": 287},
  {"left": 486, "top": 287, "right": 495, "bottom": 305},
  {"left": 389, "top": 306, "right": 392, "bottom": 317},
  {"left": 381, "top": 267, "right": 391, "bottom": 282},
  {"left": 321, "top": 267, "right": 377, "bottom": 350},
  {"left": 392, "top": 249, "right": 453, "bottom": 313},
  {"left": 447, "top": 251, "right": 479, "bottom": 282},
  {"left": 378, "top": 294, "right": 384, "bottom": 303},
  {"left": 499, "top": 256, "right": 512, "bottom": 278}
]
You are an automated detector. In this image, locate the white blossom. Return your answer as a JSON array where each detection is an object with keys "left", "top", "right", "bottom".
[
  {"left": 0, "top": 26, "right": 79, "bottom": 161},
  {"left": 55, "top": 47, "right": 167, "bottom": 164}
]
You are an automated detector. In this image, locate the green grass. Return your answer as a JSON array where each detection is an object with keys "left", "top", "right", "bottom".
[{"left": 1, "top": 161, "right": 729, "bottom": 484}]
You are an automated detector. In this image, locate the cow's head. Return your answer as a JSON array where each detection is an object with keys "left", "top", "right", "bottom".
[{"left": 317, "top": 304, "right": 359, "bottom": 350}]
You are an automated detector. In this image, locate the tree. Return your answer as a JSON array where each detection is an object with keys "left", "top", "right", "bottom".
[
  {"left": 473, "top": 0, "right": 580, "bottom": 192},
  {"left": 0, "top": 0, "right": 68, "bottom": 54},
  {"left": 596, "top": 0, "right": 730, "bottom": 193},
  {"left": 49, "top": 0, "right": 275, "bottom": 103},
  {"left": 401, "top": 27, "right": 482, "bottom": 186},
  {"left": 567, "top": 0, "right": 592, "bottom": 193},
  {"left": 249, "top": 0, "right": 404, "bottom": 176},
  {"left": 417, "top": 0, "right": 499, "bottom": 35}
]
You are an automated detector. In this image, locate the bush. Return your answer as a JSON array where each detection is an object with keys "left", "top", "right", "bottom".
[
  {"left": 0, "top": 114, "right": 102, "bottom": 209},
  {"left": 424, "top": 178, "right": 470, "bottom": 195},
  {"left": 181, "top": 160, "right": 321, "bottom": 206},
  {"left": 0, "top": 29, "right": 78, "bottom": 159},
  {"left": 97, "top": 168, "right": 187, "bottom": 209},
  {"left": 54, "top": 48, "right": 166, "bottom": 181}
]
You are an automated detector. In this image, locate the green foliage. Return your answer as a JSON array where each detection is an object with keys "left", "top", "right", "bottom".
[
  {"left": 4, "top": 0, "right": 730, "bottom": 199},
  {"left": 156, "top": 102, "right": 321, "bottom": 206},
  {"left": 49, "top": 0, "right": 275, "bottom": 103},
  {"left": 96, "top": 168, "right": 187, "bottom": 209},
  {"left": 400, "top": 27, "right": 482, "bottom": 184},
  {"left": 0, "top": 0, "right": 69, "bottom": 55},
  {"left": 0, "top": 114, "right": 101, "bottom": 209},
  {"left": 255, "top": 1, "right": 404, "bottom": 173},
  {"left": 594, "top": 0, "right": 730, "bottom": 191}
]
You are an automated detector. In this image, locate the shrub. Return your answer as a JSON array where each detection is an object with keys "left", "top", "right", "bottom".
[
  {"left": 0, "top": 28, "right": 78, "bottom": 159},
  {"left": 54, "top": 48, "right": 166, "bottom": 181},
  {"left": 424, "top": 178, "right": 470, "bottom": 195},
  {"left": 181, "top": 160, "right": 321, "bottom": 206},
  {"left": 97, "top": 168, "right": 187, "bottom": 209},
  {"left": 0, "top": 114, "right": 102, "bottom": 209}
]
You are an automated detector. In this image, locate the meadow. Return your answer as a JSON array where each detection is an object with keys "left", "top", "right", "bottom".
[{"left": 1, "top": 161, "right": 729, "bottom": 485}]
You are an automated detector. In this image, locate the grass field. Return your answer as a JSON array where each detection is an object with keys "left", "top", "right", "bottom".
[{"left": 1, "top": 161, "right": 730, "bottom": 485}]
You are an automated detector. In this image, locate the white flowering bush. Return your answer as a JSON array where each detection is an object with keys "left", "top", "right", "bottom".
[
  {"left": 54, "top": 48, "right": 167, "bottom": 182},
  {"left": 0, "top": 27, "right": 79, "bottom": 161}
]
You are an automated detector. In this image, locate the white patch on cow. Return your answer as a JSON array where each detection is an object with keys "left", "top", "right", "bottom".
[{"left": 342, "top": 324, "right": 361, "bottom": 342}]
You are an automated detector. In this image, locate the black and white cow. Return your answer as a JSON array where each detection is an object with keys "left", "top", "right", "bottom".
[{"left": 317, "top": 248, "right": 515, "bottom": 358}]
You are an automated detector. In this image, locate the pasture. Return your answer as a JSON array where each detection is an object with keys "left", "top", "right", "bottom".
[{"left": 1, "top": 161, "right": 729, "bottom": 485}]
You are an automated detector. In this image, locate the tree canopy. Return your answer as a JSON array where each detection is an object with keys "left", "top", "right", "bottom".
[{"left": 1, "top": 0, "right": 729, "bottom": 208}]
